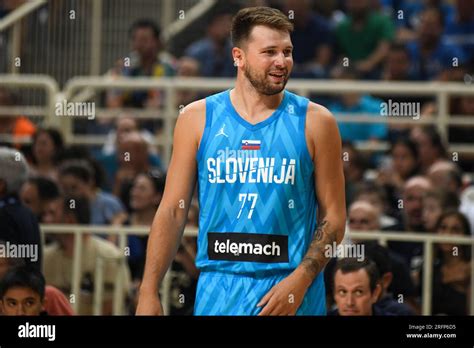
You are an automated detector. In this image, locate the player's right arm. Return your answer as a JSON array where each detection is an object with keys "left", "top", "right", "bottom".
[{"left": 135, "top": 100, "right": 205, "bottom": 315}]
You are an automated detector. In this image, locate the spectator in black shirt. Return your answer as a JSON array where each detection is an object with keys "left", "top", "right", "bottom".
[{"left": 0, "top": 147, "right": 42, "bottom": 270}]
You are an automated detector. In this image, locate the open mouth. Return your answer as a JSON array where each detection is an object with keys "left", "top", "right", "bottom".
[{"left": 269, "top": 72, "right": 285, "bottom": 78}]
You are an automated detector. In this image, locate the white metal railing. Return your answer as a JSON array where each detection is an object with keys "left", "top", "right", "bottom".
[
  {"left": 60, "top": 77, "right": 474, "bottom": 168},
  {"left": 1, "top": 75, "right": 474, "bottom": 167},
  {"left": 39, "top": 224, "right": 474, "bottom": 316},
  {"left": 40, "top": 224, "right": 198, "bottom": 315},
  {"left": 0, "top": 74, "right": 60, "bottom": 127}
]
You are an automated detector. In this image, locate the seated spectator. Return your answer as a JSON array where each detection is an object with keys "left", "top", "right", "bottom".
[
  {"left": 335, "top": 0, "right": 395, "bottom": 79},
  {"left": 384, "top": 176, "right": 432, "bottom": 267},
  {"left": 382, "top": 43, "right": 416, "bottom": 81},
  {"left": 377, "top": 138, "right": 420, "bottom": 212},
  {"left": 0, "top": 243, "right": 74, "bottom": 316},
  {"left": 98, "top": 130, "right": 162, "bottom": 195},
  {"left": 342, "top": 141, "right": 368, "bottom": 206},
  {"left": 329, "top": 68, "right": 388, "bottom": 142},
  {"left": 42, "top": 196, "right": 131, "bottom": 315},
  {"left": 58, "top": 160, "right": 126, "bottom": 226},
  {"left": 58, "top": 145, "right": 108, "bottom": 191},
  {"left": 0, "top": 147, "right": 42, "bottom": 270},
  {"left": 0, "top": 265, "right": 46, "bottom": 316},
  {"left": 449, "top": 96, "right": 474, "bottom": 147},
  {"left": 345, "top": 200, "right": 417, "bottom": 308},
  {"left": 125, "top": 171, "right": 199, "bottom": 315},
  {"left": 175, "top": 57, "right": 201, "bottom": 107},
  {"left": 420, "top": 210, "right": 472, "bottom": 315},
  {"left": 396, "top": 0, "right": 455, "bottom": 42},
  {"left": 20, "top": 177, "right": 61, "bottom": 221},
  {"left": 183, "top": 11, "right": 235, "bottom": 77},
  {"left": 427, "top": 160, "right": 463, "bottom": 195},
  {"left": 329, "top": 258, "right": 389, "bottom": 316},
  {"left": 422, "top": 188, "right": 460, "bottom": 232},
  {"left": 381, "top": 44, "right": 436, "bottom": 140},
  {"left": 107, "top": 19, "right": 176, "bottom": 110},
  {"left": 442, "top": 0, "right": 474, "bottom": 66},
  {"left": 410, "top": 126, "right": 447, "bottom": 174},
  {"left": 283, "top": 0, "right": 334, "bottom": 78},
  {"left": 352, "top": 181, "right": 397, "bottom": 227},
  {"left": 101, "top": 115, "right": 157, "bottom": 157},
  {"left": 29, "top": 128, "right": 64, "bottom": 180},
  {"left": 364, "top": 243, "right": 416, "bottom": 315},
  {"left": 125, "top": 171, "right": 165, "bottom": 279},
  {"left": 427, "top": 160, "right": 474, "bottom": 234},
  {"left": 112, "top": 131, "right": 162, "bottom": 201},
  {"left": 406, "top": 7, "right": 467, "bottom": 81}
]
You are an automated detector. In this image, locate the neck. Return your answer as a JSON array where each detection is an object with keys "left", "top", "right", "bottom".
[
  {"left": 132, "top": 207, "right": 156, "bottom": 225},
  {"left": 232, "top": 77, "right": 284, "bottom": 120}
]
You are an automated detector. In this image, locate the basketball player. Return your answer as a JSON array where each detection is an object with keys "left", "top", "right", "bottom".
[{"left": 136, "top": 6, "right": 346, "bottom": 315}]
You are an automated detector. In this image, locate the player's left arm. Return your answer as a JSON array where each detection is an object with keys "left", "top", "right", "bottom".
[{"left": 258, "top": 103, "right": 346, "bottom": 316}]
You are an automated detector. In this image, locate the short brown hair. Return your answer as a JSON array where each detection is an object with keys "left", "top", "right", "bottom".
[{"left": 231, "top": 7, "right": 293, "bottom": 47}]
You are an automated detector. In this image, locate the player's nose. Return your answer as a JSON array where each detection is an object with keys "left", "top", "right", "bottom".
[{"left": 274, "top": 52, "right": 286, "bottom": 68}]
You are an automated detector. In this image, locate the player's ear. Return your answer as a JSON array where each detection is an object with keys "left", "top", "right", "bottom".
[{"left": 232, "top": 47, "right": 243, "bottom": 68}]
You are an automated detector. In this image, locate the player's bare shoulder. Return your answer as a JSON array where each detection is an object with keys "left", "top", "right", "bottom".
[
  {"left": 305, "top": 102, "right": 340, "bottom": 160},
  {"left": 175, "top": 99, "right": 207, "bottom": 151}
]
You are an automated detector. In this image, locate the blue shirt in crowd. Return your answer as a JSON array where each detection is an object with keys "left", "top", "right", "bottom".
[
  {"left": 329, "top": 95, "right": 387, "bottom": 142},
  {"left": 406, "top": 40, "right": 467, "bottom": 80}
]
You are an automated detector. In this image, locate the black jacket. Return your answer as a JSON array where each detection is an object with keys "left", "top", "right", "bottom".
[{"left": 0, "top": 194, "right": 42, "bottom": 270}]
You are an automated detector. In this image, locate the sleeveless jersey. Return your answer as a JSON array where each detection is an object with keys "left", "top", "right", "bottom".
[{"left": 195, "top": 89, "right": 318, "bottom": 276}]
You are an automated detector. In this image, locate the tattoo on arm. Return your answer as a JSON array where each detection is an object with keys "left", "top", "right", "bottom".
[{"left": 300, "top": 220, "right": 337, "bottom": 280}]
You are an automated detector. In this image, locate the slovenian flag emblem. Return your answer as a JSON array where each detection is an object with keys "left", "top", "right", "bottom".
[{"left": 241, "top": 139, "right": 261, "bottom": 150}]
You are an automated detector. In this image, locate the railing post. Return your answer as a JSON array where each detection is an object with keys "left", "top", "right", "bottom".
[
  {"left": 113, "top": 232, "right": 128, "bottom": 315},
  {"left": 93, "top": 256, "right": 105, "bottom": 315},
  {"left": 71, "top": 229, "right": 83, "bottom": 314},
  {"left": 161, "top": 269, "right": 172, "bottom": 315},
  {"left": 422, "top": 240, "right": 434, "bottom": 315},
  {"left": 10, "top": 22, "right": 21, "bottom": 74},
  {"left": 437, "top": 91, "right": 449, "bottom": 144}
]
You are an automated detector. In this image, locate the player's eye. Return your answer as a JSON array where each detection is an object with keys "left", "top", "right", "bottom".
[{"left": 338, "top": 289, "right": 346, "bottom": 296}]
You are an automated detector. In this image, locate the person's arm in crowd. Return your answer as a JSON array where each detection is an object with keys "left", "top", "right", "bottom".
[
  {"left": 356, "top": 41, "right": 391, "bottom": 74},
  {"left": 135, "top": 101, "right": 204, "bottom": 315},
  {"left": 357, "top": 16, "right": 394, "bottom": 74}
]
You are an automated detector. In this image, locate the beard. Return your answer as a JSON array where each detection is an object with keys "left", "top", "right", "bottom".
[{"left": 244, "top": 64, "right": 289, "bottom": 96}]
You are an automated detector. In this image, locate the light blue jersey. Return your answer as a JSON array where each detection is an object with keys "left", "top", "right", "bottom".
[{"left": 194, "top": 89, "right": 325, "bottom": 315}]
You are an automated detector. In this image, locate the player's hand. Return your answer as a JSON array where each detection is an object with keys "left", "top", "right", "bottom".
[
  {"left": 135, "top": 291, "right": 163, "bottom": 316},
  {"left": 257, "top": 270, "right": 312, "bottom": 316}
]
